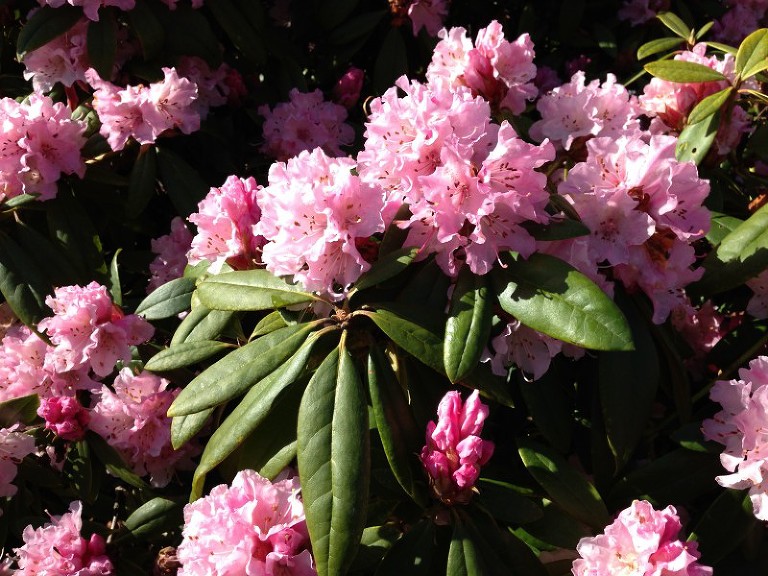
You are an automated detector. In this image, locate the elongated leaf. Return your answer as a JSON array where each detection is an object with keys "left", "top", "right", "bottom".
[
  {"left": 447, "top": 522, "right": 486, "bottom": 576},
  {"left": 86, "top": 431, "right": 148, "bottom": 490},
  {"left": 197, "top": 269, "right": 315, "bottom": 311},
  {"left": 123, "top": 497, "right": 183, "bottom": 540},
  {"left": 0, "top": 394, "right": 40, "bottom": 427},
  {"left": 250, "top": 310, "right": 288, "bottom": 339},
  {"left": 127, "top": 0, "right": 164, "bottom": 59},
  {"left": 0, "top": 233, "right": 50, "bottom": 326},
  {"left": 156, "top": 147, "right": 209, "bottom": 217},
  {"left": 491, "top": 253, "right": 632, "bottom": 351},
  {"left": 368, "top": 344, "right": 425, "bottom": 505},
  {"left": 375, "top": 519, "right": 438, "bottom": 575},
  {"left": 515, "top": 501, "right": 590, "bottom": 550},
  {"left": 171, "top": 408, "right": 212, "bottom": 449},
  {"left": 368, "top": 308, "right": 444, "bottom": 373},
  {"left": 644, "top": 60, "right": 727, "bottom": 83},
  {"left": 686, "top": 86, "right": 733, "bottom": 125},
  {"left": 108, "top": 249, "right": 122, "bottom": 306},
  {"left": 87, "top": 9, "right": 117, "bottom": 79},
  {"left": 169, "top": 321, "right": 321, "bottom": 416},
  {"left": 352, "top": 247, "right": 419, "bottom": 293},
  {"left": 14, "top": 220, "right": 75, "bottom": 288},
  {"left": 518, "top": 438, "right": 610, "bottom": 530},
  {"left": 706, "top": 212, "right": 743, "bottom": 246},
  {"left": 190, "top": 331, "right": 328, "bottom": 498},
  {"left": 736, "top": 28, "right": 768, "bottom": 79},
  {"left": 162, "top": 5, "right": 221, "bottom": 66},
  {"left": 206, "top": 0, "right": 266, "bottom": 66},
  {"left": 17, "top": 5, "right": 81, "bottom": 57},
  {"left": 126, "top": 145, "right": 158, "bottom": 219},
  {"left": 521, "top": 218, "right": 589, "bottom": 241},
  {"left": 171, "top": 306, "right": 233, "bottom": 345},
  {"left": 676, "top": 110, "right": 719, "bottom": 165},
  {"left": 297, "top": 345, "right": 370, "bottom": 576},
  {"left": 144, "top": 341, "right": 232, "bottom": 372},
  {"left": 475, "top": 478, "right": 543, "bottom": 525},
  {"left": 637, "top": 37, "right": 684, "bottom": 60},
  {"left": 517, "top": 363, "right": 573, "bottom": 453},
  {"left": 328, "top": 10, "right": 387, "bottom": 45},
  {"left": 690, "top": 490, "right": 755, "bottom": 563},
  {"left": 656, "top": 11, "right": 691, "bottom": 39},
  {"left": 135, "top": 277, "right": 195, "bottom": 320}
]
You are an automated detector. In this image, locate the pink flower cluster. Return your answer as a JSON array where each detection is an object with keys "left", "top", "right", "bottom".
[
  {"left": 188, "top": 175, "right": 264, "bottom": 274},
  {"left": 148, "top": 216, "right": 193, "bottom": 291},
  {"left": 86, "top": 67, "right": 200, "bottom": 151},
  {"left": 0, "top": 426, "right": 36, "bottom": 498},
  {"left": 177, "top": 469, "right": 316, "bottom": 576},
  {"left": 89, "top": 368, "right": 196, "bottom": 487},
  {"left": 426, "top": 20, "right": 537, "bottom": 114},
  {"left": 13, "top": 501, "right": 113, "bottom": 575},
  {"left": 176, "top": 56, "right": 235, "bottom": 114},
  {"left": 419, "top": 390, "right": 494, "bottom": 505},
  {"left": 39, "top": 0, "right": 134, "bottom": 21},
  {"left": 746, "top": 269, "right": 768, "bottom": 320},
  {"left": 256, "top": 148, "right": 385, "bottom": 300},
  {"left": 572, "top": 500, "right": 711, "bottom": 576},
  {"left": 407, "top": 0, "right": 449, "bottom": 37},
  {"left": 22, "top": 17, "right": 90, "bottom": 93},
  {"left": 0, "top": 93, "right": 87, "bottom": 202},
  {"left": 259, "top": 89, "right": 354, "bottom": 161},
  {"left": 713, "top": 0, "right": 768, "bottom": 45},
  {"left": 703, "top": 355, "right": 768, "bottom": 521}
]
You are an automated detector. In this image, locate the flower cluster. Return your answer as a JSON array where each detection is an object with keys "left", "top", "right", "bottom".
[
  {"left": 12, "top": 500, "right": 114, "bottom": 574},
  {"left": 406, "top": 0, "right": 449, "bottom": 37},
  {"left": 420, "top": 390, "right": 494, "bottom": 505},
  {"left": 148, "top": 216, "right": 193, "bottom": 292},
  {"left": 0, "top": 93, "right": 87, "bottom": 202},
  {"left": 703, "top": 355, "right": 768, "bottom": 520},
  {"left": 713, "top": 0, "right": 768, "bottom": 44},
  {"left": 0, "top": 425, "right": 36, "bottom": 498},
  {"left": 22, "top": 17, "right": 90, "bottom": 93},
  {"left": 177, "top": 469, "right": 315, "bottom": 576},
  {"left": 572, "top": 500, "right": 712, "bottom": 576}
]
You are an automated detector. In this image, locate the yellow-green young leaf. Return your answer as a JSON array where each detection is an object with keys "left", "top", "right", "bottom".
[
  {"left": 444, "top": 268, "right": 492, "bottom": 383},
  {"left": 644, "top": 60, "right": 728, "bottom": 83},
  {"left": 706, "top": 212, "right": 743, "bottom": 246},
  {"left": 695, "top": 20, "right": 715, "bottom": 40},
  {"left": 135, "top": 276, "right": 195, "bottom": 320},
  {"left": 297, "top": 345, "right": 370, "bottom": 576},
  {"left": 144, "top": 341, "right": 232, "bottom": 372},
  {"left": 196, "top": 269, "right": 315, "bottom": 311},
  {"left": 171, "top": 409, "right": 212, "bottom": 450},
  {"left": 736, "top": 28, "right": 768, "bottom": 79},
  {"left": 706, "top": 41, "right": 738, "bottom": 55},
  {"left": 17, "top": 5, "right": 81, "bottom": 57},
  {"left": 637, "top": 37, "right": 684, "bottom": 60},
  {"left": 686, "top": 86, "right": 733, "bottom": 125},
  {"left": 656, "top": 11, "right": 691, "bottom": 39},
  {"left": 675, "top": 111, "right": 719, "bottom": 165}
]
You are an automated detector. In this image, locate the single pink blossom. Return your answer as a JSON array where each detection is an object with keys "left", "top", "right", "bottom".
[
  {"left": 22, "top": 17, "right": 90, "bottom": 92},
  {"left": 0, "top": 426, "right": 36, "bottom": 498},
  {"left": 38, "top": 396, "right": 90, "bottom": 441},
  {"left": 148, "top": 216, "right": 193, "bottom": 292},
  {"left": 407, "top": 0, "right": 449, "bottom": 37}
]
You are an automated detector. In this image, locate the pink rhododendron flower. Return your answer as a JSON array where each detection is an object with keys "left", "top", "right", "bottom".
[
  {"left": 746, "top": 269, "right": 768, "bottom": 319},
  {"left": 176, "top": 55, "right": 231, "bottom": 113},
  {"left": 670, "top": 299, "right": 726, "bottom": 376},
  {"left": 148, "top": 216, "right": 193, "bottom": 292},
  {"left": 13, "top": 501, "right": 114, "bottom": 575},
  {"left": 187, "top": 175, "right": 264, "bottom": 274},
  {"left": 259, "top": 89, "right": 354, "bottom": 161},
  {"left": 426, "top": 21, "right": 537, "bottom": 114},
  {"left": 0, "top": 325, "right": 50, "bottom": 402},
  {"left": 38, "top": 396, "right": 90, "bottom": 441},
  {"left": 703, "top": 355, "right": 768, "bottom": 520},
  {"left": 713, "top": 2, "right": 767, "bottom": 44},
  {"left": 256, "top": 148, "right": 385, "bottom": 300},
  {"left": 572, "top": 500, "right": 712, "bottom": 576},
  {"left": 89, "top": 368, "right": 196, "bottom": 487},
  {"left": 22, "top": 17, "right": 90, "bottom": 92},
  {"left": 38, "top": 0, "right": 134, "bottom": 21},
  {"left": 407, "top": 0, "right": 449, "bottom": 37},
  {"left": 177, "top": 469, "right": 316, "bottom": 576},
  {"left": 484, "top": 320, "right": 563, "bottom": 380},
  {"left": 0, "top": 426, "right": 36, "bottom": 498},
  {"left": 332, "top": 66, "right": 364, "bottom": 109},
  {"left": 420, "top": 390, "right": 494, "bottom": 504},
  {"left": 530, "top": 71, "right": 643, "bottom": 150},
  {"left": 39, "top": 282, "right": 154, "bottom": 377}
]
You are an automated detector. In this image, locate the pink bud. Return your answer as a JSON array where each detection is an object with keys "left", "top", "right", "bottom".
[{"left": 333, "top": 67, "right": 364, "bottom": 109}]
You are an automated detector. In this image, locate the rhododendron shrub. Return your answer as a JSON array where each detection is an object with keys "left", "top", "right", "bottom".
[{"left": 2, "top": 1, "right": 768, "bottom": 574}]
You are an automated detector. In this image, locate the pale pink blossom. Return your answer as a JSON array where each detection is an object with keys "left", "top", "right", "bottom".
[
  {"left": 38, "top": 396, "right": 90, "bottom": 441},
  {"left": 0, "top": 426, "right": 36, "bottom": 498},
  {"left": 187, "top": 176, "right": 264, "bottom": 274},
  {"left": 177, "top": 469, "right": 315, "bottom": 576},
  {"left": 39, "top": 282, "right": 154, "bottom": 377},
  {"left": 22, "top": 17, "right": 90, "bottom": 92},
  {"left": 747, "top": 269, "right": 768, "bottom": 319},
  {"left": 256, "top": 148, "right": 385, "bottom": 300},
  {"left": 89, "top": 368, "right": 197, "bottom": 487},
  {"left": 420, "top": 390, "right": 494, "bottom": 504},
  {"left": 0, "top": 325, "right": 50, "bottom": 402},
  {"left": 483, "top": 320, "right": 563, "bottom": 380},
  {"left": 38, "top": 0, "right": 135, "bottom": 21},
  {"left": 713, "top": 3, "right": 766, "bottom": 45},
  {"left": 572, "top": 500, "right": 711, "bottom": 576},
  {"left": 703, "top": 356, "right": 768, "bottom": 520},
  {"left": 407, "top": 0, "right": 449, "bottom": 37},
  {"left": 148, "top": 216, "right": 193, "bottom": 292},
  {"left": 13, "top": 501, "right": 114, "bottom": 575},
  {"left": 176, "top": 55, "right": 230, "bottom": 112},
  {"left": 260, "top": 89, "right": 354, "bottom": 161},
  {"left": 332, "top": 66, "right": 364, "bottom": 109}
]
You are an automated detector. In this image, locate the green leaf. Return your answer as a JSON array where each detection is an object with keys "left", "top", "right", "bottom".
[
  {"left": 14, "top": 220, "right": 75, "bottom": 289},
  {"left": 637, "top": 37, "right": 684, "bottom": 60},
  {"left": 108, "top": 249, "right": 122, "bottom": 306},
  {"left": 171, "top": 408, "right": 212, "bottom": 450},
  {"left": 706, "top": 41, "right": 738, "bottom": 55},
  {"left": 126, "top": 0, "right": 164, "bottom": 60},
  {"left": 514, "top": 501, "right": 590, "bottom": 550},
  {"left": 644, "top": 60, "right": 728, "bottom": 83},
  {"left": 518, "top": 438, "right": 610, "bottom": 530},
  {"left": 87, "top": 9, "right": 117, "bottom": 79},
  {"left": 190, "top": 332, "right": 327, "bottom": 498},
  {"left": 517, "top": 364, "right": 573, "bottom": 453},
  {"left": 374, "top": 27, "right": 407, "bottom": 94},
  {"left": 656, "top": 11, "right": 692, "bottom": 39},
  {"left": 125, "top": 145, "right": 158, "bottom": 219},
  {"left": 169, "top": 321, "right": 322, "bottom": 416},
  {"left": 161, "top": 5, "right": 221, "bottom": 66},
  {"left": 17, "top": 5, "right": 81, "bottom": 57},
  {"left": 206, "top": 0, "right": 266, "bottom": 67},
  {"left": 706, "top": 211, "right": 743, "bottom": 246},
  {"left": 144, "top": 341, "right": 232, "bottom": 372},
  {"left": 375, "top": 519, "right": 438, "bottom": 575},
  {"left": 156, "top": 147, "right": 210, "bottom": 217},
  {"left": 86, "top": 431, "right": 148, "bottom": 490},
  {"left": 675, "top": 110, "right": 719, "bottom": 164},
  {"left": 297, "top": 345, "right": 370, "bottom": 576},
  {"left": 492, "top": 253, "right": 633, "bottom": 351},
  {"left": 475, "top": 479, "right": 543, "bottom": 525},
  {"left": 736, "top": 28, "right": 768, "bottom": 79},
  {"left": 686, "top": 86, "right": 733, "bottom": 125},
  {"left": 367, "top": 344, "right": 425, "bottom": 505},
  {"left": 368, "top": 308, "right": 444, "bottom": 373},
  {"left": 123, "top": 497, "right": 183, "bottom": 540},
  {"left": 135, "top": 276, "right": 195, "bottom": 320},
  {"left": 690, "top": 490, "right": 755, "bottom": 563},
  {"left": 352, "top": 247, "right": 419, "bottom": 293},
  {"left": 444, "top": 268, "right": 492, "bottom": 383},
  {"left": 0, "top": 233, "right": 50, "bottom": 326},
  {"left": 196, "top": 270, "right": 315, "bottom": 311},
  {"left": 522, "top": 218, "right": 589, "bottom": 241},
  {"left": 250, "top": 310, "right": 288, "bottom": 339},
  {"left": 0, "top": 394, "right": 40, "bottom": 427},
  {"left": 328, "top": 10, "right": 386, "bottom": 45},
  {"left": 171, "top": 306, "right": 233, "bottom": 345},
  {"left": 447, "top": 521, "right": 486, "bottom": 576}
]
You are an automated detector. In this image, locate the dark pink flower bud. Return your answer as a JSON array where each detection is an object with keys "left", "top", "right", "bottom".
[
  {"left": 333, "top": 67, "right": 364, "bottom": 109},
  {"left": 38, "top": 396, "right": 90, "bottom": 441}
]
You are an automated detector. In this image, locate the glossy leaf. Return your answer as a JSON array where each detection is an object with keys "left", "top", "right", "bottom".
[
  {"left": 250, "top": 310, "right": 288, "bottom": 339},
  {"left": 196, "top": 269, "right": 315, "bottom": 311},
  {"left": 86, "top": 431, "right": 148, "bottom": 490},
  {"left": 125, "top": 145, "right": 158, "bottom": 219},
  {"left": 108, "top": 249, "right": 122, "bottom": 306},
  {"left": 686, "top": 87, "right": 733, "bottom": 125},
  {"left": 444, "top": 268, "right": 492, "bottom": 383},
  {"left": 690, "top": 490, "right": 755, "bottom": 564},
  {"left": 87, "top": 9, "right": 117, "bottom": 79},
  {"left": 447, "top": 522, "right": 486, "bottom": 576},
  {"left": 352, "top": 247, "right": 419, "bottom": 293},
  {"left": 676, "top": 110, "right": 719, "bottom": 165},
  {"left": 735, "top": 28, "right": 768, "bottom": 79},
  {"left": 518, "top": 438, "right": 610, "bottom": 530},
  {"left": 171, "top": 306, "right": 234, "bottom": 345},
  {"left": 123, "top": 497, "right": 183, "bottom": 540},
  {"left": 127, "top": 0, "right": 164, "bottom": 60},
  {"left": 135, "top": 277, "right": 195, "bottom": 320},
  {"left": 656, "top": 11, "right": 692, "bottom": 39},
  {"left": 517, "top": 364, "right": 573, "bottom": 453},
  {"left": 637, "top": 37, "right": 684, "bottom": 60},
  {"left": 706, "top": 212, "right": 743, "bottom": 246},
  {"left": 144, "top": 340, "right": 232, "bottom": 372},
  {"left": 492, "top": 253, "right": 632, "bottom": 351},
  {"left": 297, "top": 345, "right": 370, "bottom": 576},
  {"left": 156, "top": 147, "right": 209, "bottom": 217},
  {"left": 368, "top": 308, "right": 444, "bottom": 373},
  {"left": 475, "top": 478, "right": 543, "bottom": 525},
  {"left": 171, "top": 408, "right": 213, "bottom": 450},
  {"left": 644, "top": 60, "right": 727, "bottom": 83},
  {"left": 17, "top": 5, "right": 81, "bottom": 57},
  {"left": 0, "top": 394, "right": 40, "bottom": 428},
  {"left": 0, "top": 233, "right": 50, "bottom": 326}
]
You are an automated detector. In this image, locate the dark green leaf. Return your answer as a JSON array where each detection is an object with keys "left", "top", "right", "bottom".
[
  {"left": 162, "top": 5, "right": 221, "bottom": 66},
  {"left": 297, "top": 345, "right": 370, "bottom": 576},
  {"left": 108, "top": 249, "right": 122, "bottom": 306},
  {"left": 171, "top": 306, "right": 233, "bottom": 345},
  {"left": 368, "top": 308, "right": 444, "bottom": 373},
  {"left": 316, "top": 0, "right": 359, "bottom": 30},
  {"left": 518, "top": 438, "right": 610, "bottom": 530},
  {"left": 517, "top": 364, "right": 573, "bottom": 453},
  {"left": 444, "top": 268, "right": 492, "bottom": 383},
  {"left": 352, "top": 247, "right": 419, "bottom": 293},
  {"left": 14, "top": 220, "right": 75, "bottom": 287},
  {"left": 375, "top": 519, "right": 438, "bottom": 575},
  {"left": 513, "top": 502, "right": 590, "bottom": 550},
  {"left": 171, "top": 408, "right": 212, "bottom": 450},
  {"left": 675, "top": 110, "right": 719, "bottom": 165},
  {"left": 690, "top": 490, "right": 755, "bottom": 563},
  {"left": 447, "top": 521, "right": 486, "bottom": 576},
  {"left": 135, "top": 277, "right": 195, "bottom": 320},
  {"left": 687, "top": 87, "right": 733, "bottom": 125},
  {"left": 522, "top": 218, "right": 589, "bottom": 241},
  {"left": 656, "top": 11, "right": 692, "bottom": 39},
  {"left": 492, "top": 253, "right": 633, "bottom": 351},
  {"left": 126, "top": 0, "right": 164, "bottom": 60},
  {"left": 125, "top": 145, "right": 158, "bottom": 219},
  {"left": 374, "top": 27, "right": 407, "bottom": 94},
  {"left": 736, "top": 28, "right": 768, "bottom": 79},
  {"left": 328, "top": 10, "right": 386, "bottom": 45},
  {"left": 706, "top": 212, "right": 743, "bottom": 246},
  {"left": 87, "top": 9, "right": 117, "bottom": 79},
  {"left": 156, "top": 147, "right": 210, "bottom": 217},
  {"left": 196, "top": 269, "right": 315, "bottom": 311},
  {"left": 123, "top": 497, "right": 183, "bottom": 540},
  {"left": 644, "top": 60, "right": 728, "bottom": 83},
  {"left": 17, "top": 5, "right": 81, "bottom": 57},
  {"left": 206, "top": 0, "right": 266, "bottom": 66},
  {"left": 0, "top": 233, "right": 50, "bottom": 326},
  {"left": 637, "top": 37, "right": 685, "bottom": 60},
  {"left": 250, "top": 310, "right": 288, "bottom": 339},
  {"left": 475, "top": 479, "right": 543, "bottom": 525},
  {"left": 86, "top": 431, "right": 148, "bottom": 490},
  {"left": 144, "top": 340, "right": 232, "bottom": 372},
  {"left": 0, "top": 394, "right": 40, "bottom": 427}
]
